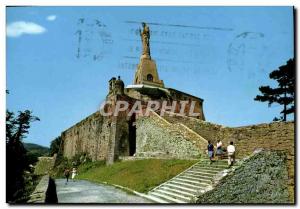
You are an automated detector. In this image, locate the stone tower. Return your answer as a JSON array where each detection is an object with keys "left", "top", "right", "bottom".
[
  {"left": 108, "top": 76, "right": 124, "bottom": 96},
  {"left": 133, "top": 22, "right": 164, "bottom": 88}
]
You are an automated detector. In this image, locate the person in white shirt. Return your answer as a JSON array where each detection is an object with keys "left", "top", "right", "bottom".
[
  {"left": 71, "top": 167, "right": 77, "bottom": 182},
  {"left": 227, "top": 141, "right": 236, "bottom": 166}
]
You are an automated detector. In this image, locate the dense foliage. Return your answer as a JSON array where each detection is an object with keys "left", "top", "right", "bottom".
[
  {"left": 6, "top": 109, "right": 40, "bottom": 203},
  {"left": 49, "top": 136, "right": 62, "bottom": 156},
  {"left": 254, "top": 58, "right": 295, "bottom": 121},
  {"left": 51, "top": 152, "right": 92, "bottom": 177}
]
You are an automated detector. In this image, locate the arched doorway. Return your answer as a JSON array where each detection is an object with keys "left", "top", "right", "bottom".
[
  {"left": 119, "top": 134, "right": 128, "bottom": 156},
  {"left": 128, "top": 114, "right": 136, "bottom": 156}
]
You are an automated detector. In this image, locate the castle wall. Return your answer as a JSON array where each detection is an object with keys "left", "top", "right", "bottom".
[
  {"left": 125, "top": 87, "right": 205, "bottom": 120},
  {"left": 61, "top": 111, "right": 111, "bottom": 161},
  {"left": 135, "top": 112, "right": 206, "bottom": 159},
  {"left": 61, "top": 94, "right": 135, "bottom": 164},
  {"left": 164, "top": 114, "right": 223, "bottom": 143},
  {"left": 167, "top": 88, "right": 205, "bottom": 120},
  {"left": 164, "top": 114, "right": 294, "bottom": 158},
  {"left": 164, "top": 114, "right": 295, "bottom": 201}
]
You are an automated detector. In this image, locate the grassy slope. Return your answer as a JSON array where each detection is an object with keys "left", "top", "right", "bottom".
[{"left": 76, "top": 159, "right": 197, "bottom": 193}]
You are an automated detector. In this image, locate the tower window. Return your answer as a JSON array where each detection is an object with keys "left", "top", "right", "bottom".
[{"left": 147, "top": 74, "right": 153, "bottom": 81}]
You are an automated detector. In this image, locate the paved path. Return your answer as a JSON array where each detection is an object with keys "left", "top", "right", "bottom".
[{"left": 55, "top": 179, "right": 151, "bottom": 203}]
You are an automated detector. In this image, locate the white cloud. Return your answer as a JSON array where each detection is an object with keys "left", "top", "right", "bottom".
[
  {"left": 46, "top": 15, "right": 57, "bottom": 21},
  {"left": 6, "top": 21, "right": 46, "bottom": 38}
]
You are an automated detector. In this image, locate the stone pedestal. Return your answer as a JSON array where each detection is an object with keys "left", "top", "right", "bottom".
[{"left": 134, "top": 57, "right": 164, "bottom": 88}]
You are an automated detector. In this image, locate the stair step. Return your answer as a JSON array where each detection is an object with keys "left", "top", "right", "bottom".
[
  {"left": 175, "top": 177, "right": 210, "bottom": 186},
  {"left": 154, "top": 189, "right": 191, "bottom": 202},
  {"left": 199, "top": 159, "right": 229, "bottom": 163},
  {"left": 143, "top": 194, "right": 170, "bottom": 203},
  {"left": 201, "top": 159, "right": 229, "bottom": 162},
  {"left": 197, "top": 162, "right": 228, "bottom": 167},
  {"left": 150, "top": 192, "right": 188, "bottom": 203},
  {"left": 183, "top": 173, "right": 214, "bottom": 180},
  {"left": 170, "top": 180, "right": 207, "bottom": 189},
  {"left": 199, "top": 159, "right": 227, "bottom": 163},
  {"left": 192, "top": 166, "right": 224, "bottom": 171},
  {"left": 164, "top": 183, "right": 198, "bottom": 193},
  {"left": 191, "top": 169, "right": 220, "bottom": 174},
  {"left": 186, "top": 170, "right": 217, "bottom": 176},
  {"left": 192, "top": 167, "right": 220, "bottom": 172},
  {"left": 194, "top": 163, "right": 225, "bottom": 167},
  {"left": 145, "top": 158, "right": 241, "bottom": 203},
  {"left": 159, "top": 186, "right": 196, "bottom": 197},
  {"left": 196, "top": 166, "right": 228, "bottom": 170},
  {"left": 178, "top": 175, "right": 212, "bottom": 183}
]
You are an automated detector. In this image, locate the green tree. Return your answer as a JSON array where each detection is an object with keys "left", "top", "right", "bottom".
[
  {"left": 254, "top": 58, "right": 295, "bottom": 121},
  {"left": 49, "top": 136, "right": 62, "bottom": 156},
  {"left": 6, "top": 109, "right": 39, "bottom": 203}
]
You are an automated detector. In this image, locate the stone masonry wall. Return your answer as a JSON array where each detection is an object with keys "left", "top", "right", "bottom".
[
  {"left": 164, "top": 114, "right": 294, "bottom": 158},
  {"left": 135, "top": 112, "right": 207, "bottom": 159},
  {"left": 61, "top": 111, "right": 111, "bottom": 161},
  {"left": 164, "top": 114, "right": 223, "bottom": 143},
  {"left": 28, "top": 175, "right": 58, "bottom": 203},
  {"left": 223, "top": 122, "right": 295, "bottom": 202},
  {"left": 164, "top": 113, "right": 295, "bottom": 202}
]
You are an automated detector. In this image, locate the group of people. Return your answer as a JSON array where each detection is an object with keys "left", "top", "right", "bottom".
[
  {"left": 64, "top": 167, "right": 77, "bottom": 184},
  {"left": 207, "top": 140, "right": 236, "bottom": 166}
]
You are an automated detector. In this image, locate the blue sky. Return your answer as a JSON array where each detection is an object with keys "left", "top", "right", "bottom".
[{"left": 6, "top": 6, "right": 294, "bottom": 147}]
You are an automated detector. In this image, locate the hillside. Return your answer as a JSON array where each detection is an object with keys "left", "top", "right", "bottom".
[
  {"left": 24, "top": 143, "right": 49, "bottom": 155},
  {"left": 24, "top": 143, "right": 49, "bottom": 165}
]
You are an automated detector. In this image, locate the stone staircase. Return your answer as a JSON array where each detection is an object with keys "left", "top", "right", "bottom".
[{"left": 142, "top": 159, "right": 231, "bottom": 203}]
